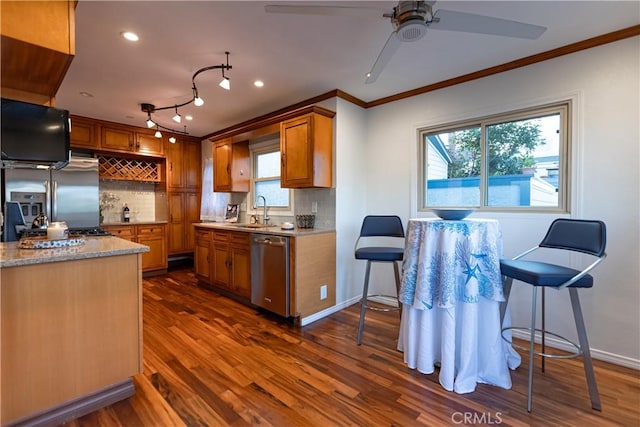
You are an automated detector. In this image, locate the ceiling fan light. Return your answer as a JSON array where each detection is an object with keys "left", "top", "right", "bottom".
[
  {"left": 219, "top": 77, "right": 230, "bottom": 90},
  {"left": 396, "top": 20, "right": 427, "bottom": 42}
]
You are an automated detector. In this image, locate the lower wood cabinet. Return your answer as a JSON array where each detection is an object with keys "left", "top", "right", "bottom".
[
  {"left": 194, "top": 228, "right": 251, "bottom": 300},
  {"left": 104, "top": 224, "right": 167, "bottom": 273},
  {"left": 167, "top": 192, "right": 200, "bottom": 255}
]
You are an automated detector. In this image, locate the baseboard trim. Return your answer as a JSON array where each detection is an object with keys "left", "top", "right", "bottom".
[
  {"left": 5, "top": 378, "right": 135, "bottom": 427},
  {"left": 510, "top": 330, "right": 640, "bottom": 370}
]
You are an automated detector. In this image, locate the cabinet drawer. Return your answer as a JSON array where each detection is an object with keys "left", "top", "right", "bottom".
[
  {"left": 137, "top": 225, "right": 165, "bottom": 236},
  {"left": 230, "top": 232, "right": 250, "bottom": 245},
  {"left": 213, "top": 231, "right": 230, "bottom": 243},
  {"left": 195, "top": 229, "right": 211, "bottom": 243},
  {"left": 106, "top": 227, "right": 135, "bottom": 239}
]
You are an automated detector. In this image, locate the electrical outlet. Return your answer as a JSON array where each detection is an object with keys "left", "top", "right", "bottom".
[
  {"left": 320, "top": 284, "right": 327, "bottom": 300},
  {"left": 311, "top": 201, "right": 318, "bottom": 213}
]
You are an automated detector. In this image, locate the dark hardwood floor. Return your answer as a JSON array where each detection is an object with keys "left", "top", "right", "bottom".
[{"left": 66, "top": 267, "right": 639, "bottom": 426}]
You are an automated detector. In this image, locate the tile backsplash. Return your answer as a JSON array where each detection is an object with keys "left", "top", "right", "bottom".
[{"left": 100, "top": 180, "right": 159, "bottom": 223}]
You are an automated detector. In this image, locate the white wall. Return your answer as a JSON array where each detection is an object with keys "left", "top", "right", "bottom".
[{"left": 358, "top": 37, "right": 639, "bottom": 366}]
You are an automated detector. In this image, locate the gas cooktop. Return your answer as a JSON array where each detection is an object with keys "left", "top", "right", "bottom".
[{"left": 21, "top": 228, "right": 112, "bottom": 238}]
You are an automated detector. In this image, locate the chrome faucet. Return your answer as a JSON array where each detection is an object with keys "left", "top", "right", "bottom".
[{"left": 256, "top": 195, "right": 269, "bottom": 225}]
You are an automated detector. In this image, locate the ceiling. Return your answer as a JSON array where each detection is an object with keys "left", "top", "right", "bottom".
[{"left": 55, "top": 1, "right": 640, "bottom": 138}]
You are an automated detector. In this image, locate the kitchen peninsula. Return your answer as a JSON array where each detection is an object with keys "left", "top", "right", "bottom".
[{"left": 0, "top": 236, "right": 148, "bottom": 426}]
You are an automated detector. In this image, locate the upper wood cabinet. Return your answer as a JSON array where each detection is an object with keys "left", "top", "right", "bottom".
[
  {"left": 280, "top": 112, "right": 333, "bottom": 188},
  {"left": 166, "top": 136, "right": 202, "bottom": 191},
  {"left": 99, "top": 124, "right": 164, "bottom": 157},
  {"left": 213, "top": 139, "right": 250, "bottom": 193},
  {"left": 0, "top": 1, "right": 76, "bottom": 103},
  {"left": 70, "top": 115, "right": 99, "bottom": 150}
]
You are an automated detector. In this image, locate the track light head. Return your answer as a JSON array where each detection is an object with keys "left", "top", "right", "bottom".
[{"left": 219, "top": 77, "right": 230, "bottom": 90}]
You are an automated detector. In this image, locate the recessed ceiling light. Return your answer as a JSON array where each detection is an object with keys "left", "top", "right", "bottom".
[
  {"left": 185, "top": 115, "right": 193, "bottom": 121},
  {"left": 121, "top": 31, "right": 139, "bottom": 42},
  {"left": 254, "top": 80, "right": 264, "bottom": 88},
  {"left": 79, "top": 91, "right": 94, "bottom": 97}
]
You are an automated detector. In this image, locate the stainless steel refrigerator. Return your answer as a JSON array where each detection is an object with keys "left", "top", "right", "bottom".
[{"left": 3, "top": 156, "right": 99, "bottom": 235}]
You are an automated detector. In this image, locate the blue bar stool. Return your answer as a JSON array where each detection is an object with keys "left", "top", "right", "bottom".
[
  {"left": 499, "top": 219, "right": 606, "bottom": 412},
  {"left": 354, "top": 215, "right": 405, "bottom": 345}
]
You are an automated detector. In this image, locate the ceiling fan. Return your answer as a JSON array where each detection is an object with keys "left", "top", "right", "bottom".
[{"left": 265, "top": 1, "right": 546, "bottom": 84}]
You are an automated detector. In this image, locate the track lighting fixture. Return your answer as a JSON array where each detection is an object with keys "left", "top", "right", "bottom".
[
  {"left": 172, "top": 106, "right": 181, "bottom": 123},
  {"left": 146, "top": 112, "right": 155, "bottom": 128},
  {"left": 139, "top": 51, "right": 233, "bottom": 135},
  {"left": 169, "top": 136, "right": 176, "bottom": 143}
]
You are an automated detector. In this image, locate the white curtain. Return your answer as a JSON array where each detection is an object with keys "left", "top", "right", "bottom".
[{"left": 200, "top": 143, "right": 229, "bottom": 221}]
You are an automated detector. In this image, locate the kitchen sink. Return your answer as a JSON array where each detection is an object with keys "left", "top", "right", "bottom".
[{"left": 230, "top": 223, "right": 270, "bottom": 229}]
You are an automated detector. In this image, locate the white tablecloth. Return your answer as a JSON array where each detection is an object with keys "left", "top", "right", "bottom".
[{"left": 397, "top": 218, "right": 521, "bottom": 393}]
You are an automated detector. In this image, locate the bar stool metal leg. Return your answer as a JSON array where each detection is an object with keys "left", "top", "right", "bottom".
[
  {"left": 527, "top": 286, "right": 538, "bottom": 413},
  {"left": 357, "top": 261, "right": 372, "bottom": 345},
  {"left": 393, "top": 260, "right": 402, "bottom": 318},
  {"left": 569, "top": 288, "right": 602, "bottom": 411}
]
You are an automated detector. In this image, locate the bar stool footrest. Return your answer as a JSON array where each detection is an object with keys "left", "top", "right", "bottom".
[
  {"left": 361, "top": 294, "right": 401, "bottom": 312},
  {"left": 502, "top": 326, "right": 582, "bottom": 359}
]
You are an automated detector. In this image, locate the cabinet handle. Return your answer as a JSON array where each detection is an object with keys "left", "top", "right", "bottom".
[
  {"left": 226, "top": 164, "right": 231, "bottom": 175},
  {"left": 281, "top": 153, "right": 285, "bottom": 168},
  {"left": 170, "top": 162, "right": 173, "bottom": 172}
]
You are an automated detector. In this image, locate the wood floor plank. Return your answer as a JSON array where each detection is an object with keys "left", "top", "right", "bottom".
[{"left": 63, "top": 267, "right": 639, "bottom": 426}]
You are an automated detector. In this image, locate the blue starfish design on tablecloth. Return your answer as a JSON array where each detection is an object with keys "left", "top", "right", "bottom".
[{"left": 463, "top": 260, "right": 481, "bottom": 284}]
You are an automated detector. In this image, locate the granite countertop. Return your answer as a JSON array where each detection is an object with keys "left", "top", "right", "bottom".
[
  {"left": 0, "top": 236, "right": 149, "bottom": 268},
  {"left": 193, "top": 222, "right": 335, "bottom": 237}
]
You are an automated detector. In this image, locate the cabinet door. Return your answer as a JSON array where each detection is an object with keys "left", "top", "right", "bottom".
[
  {"left": 281, "top": 116, "right": 313, "bottom": 187},
  {"left": 183, "top": 140, "right": 201, "bottom": 190},
  {"left": 166, "top": 138, "right": 184, "bottom": 189},
  {"left": 194, "top": 230, "right": 211, "bottom": 282},
  {"left": 135, "top": 131, "right": 164, "bottom": 156},
  {"left": 139, "top": 236, "right": 166, "bottom": 271},
  {"left": 213, "top": 140, "right": 232, "bottom": 191},
  {"left": 212, "top": 242, "right": 230, "bottom": 288},
  {"left": 137, "top": 225, "right": 167, "bottom": 272},
  {"left": 185, "top": 192, "right": 200, "bottom": 251},
  {"left": 230, "top": 245, "right": 251, "bottom": 298},
  {"left": 167, "top": 193, "right": 186, "bottom": 254},
  {"left": 101, "top": 126, "right": 135, "bottom": 153},
  {"left": 70, "top": 116, "right": 98, "bottom": 150}
]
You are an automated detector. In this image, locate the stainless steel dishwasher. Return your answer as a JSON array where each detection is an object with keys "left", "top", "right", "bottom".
[{"left": 251, "top": 234, "right": 290, "bottom": 317}]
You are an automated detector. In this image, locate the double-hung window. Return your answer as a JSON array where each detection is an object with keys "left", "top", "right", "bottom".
[
  {"left": 418, "top": 101, "right": 570, "bottom": 212},
  {"left": 251, "top": 143, "right": 292, "bottom": 214}
]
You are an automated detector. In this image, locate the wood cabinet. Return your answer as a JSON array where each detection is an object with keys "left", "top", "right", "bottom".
[
  {"left": 280, "top": 112, "right": 333, "bottom": 188},
  {"left": 195, "top": 227, "right": 251, "bottom": 300},
  {"left": 166, "top": 135, "right": 202, "bottom": 255},
  {"left": 167, "top": 136, "right": 201, "bottom": 191},
  {"left": 1, "top": 0, "right": 76, "bottom": 103},
  {"left": 100, "top": 125, "right": 164, "bottom": 157},
  {"left": 194, "top": 229, "right": 211, "bottom": 282},
  {"left": 70, "top": 115, "right": 99, "bottom": 149},
  {"left": 103, "top": 224, "right": 167, "bottom": 273},
  {"left": 1, "top": 252, "right": 141, "bottom": 425},
  {"left": 167, "top": 192, "right": 200, "bottom": 255},
  {"left": 213, "top": 139, "right": 250, "bottom": 192},
  {"left": 211, "top": 230, "right": 251, "bottom": 299}
]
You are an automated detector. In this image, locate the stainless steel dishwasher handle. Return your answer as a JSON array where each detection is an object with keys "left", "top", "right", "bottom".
[{"left": 254, "top": 237, "right": 286, "bottom": 246}]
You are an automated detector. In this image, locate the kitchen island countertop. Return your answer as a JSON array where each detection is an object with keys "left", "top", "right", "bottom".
[{"left": 0, "top": 236, "right": 149, "bottom": 268}]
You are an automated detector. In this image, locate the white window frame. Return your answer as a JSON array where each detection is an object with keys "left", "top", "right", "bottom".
[
  {"left": 417, "top": 101, "right": 571, "bottom": 213},
  {"left": 249, "top": 140, "right": 294, "bottom": 216}
]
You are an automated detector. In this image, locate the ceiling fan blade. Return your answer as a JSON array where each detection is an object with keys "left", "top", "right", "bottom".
[
  {"left": 365, "top": 32, "right": 401, "bottom": 84},
  {"left": 264, "top": 4, "right": 386, "bottom": 18},
  {"left": 430, "top": 9, "right": 546, "bottom": 39}
]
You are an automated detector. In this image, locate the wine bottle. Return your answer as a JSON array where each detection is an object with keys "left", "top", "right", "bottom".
[{"left": 123, "top": 203, "right": 130, "bottom": 223}]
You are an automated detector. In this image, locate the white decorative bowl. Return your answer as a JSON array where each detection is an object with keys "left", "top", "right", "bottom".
[{"left": 431, "top": 209, "right": 475, "bottom": 221}]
